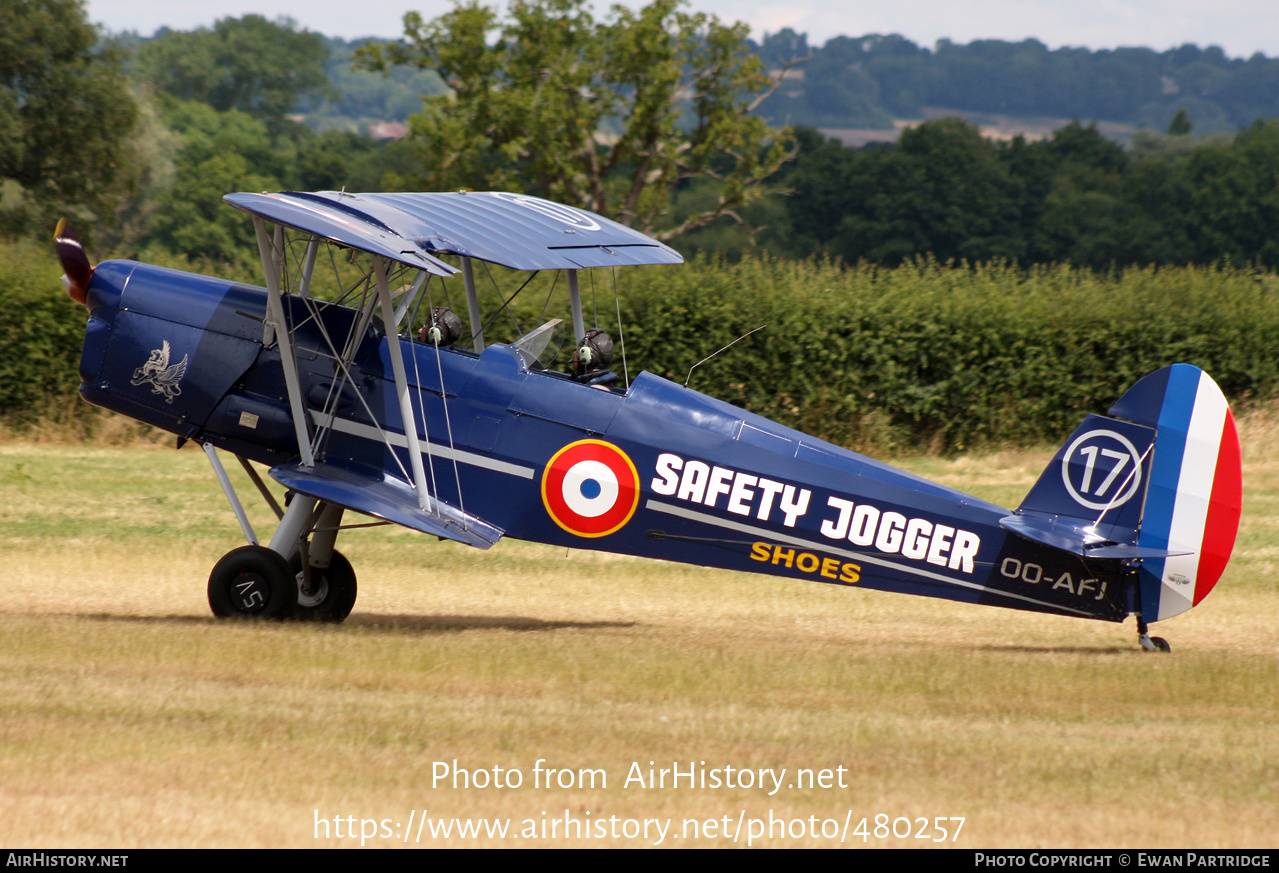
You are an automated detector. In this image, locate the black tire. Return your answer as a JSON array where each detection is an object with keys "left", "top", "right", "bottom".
[
  {"left": 208, "top": 546, "right": 296, "bottom": 619},
  {"left": 1151, "top": 636, "right": 1172, "bottom": 653},
  {"left": 289, "top": 550, "right": 357, "bottom": 623}
]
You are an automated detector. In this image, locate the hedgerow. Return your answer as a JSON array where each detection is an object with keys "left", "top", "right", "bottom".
[
  {"left": 617, "top": 257, "right": 1279, "bottom": 451},
  {"left": 0, "top": 242, "right": 85, "bottom": 425},
  {"left": 4, "top": 241, "right": 1277, "bottom": 451}
]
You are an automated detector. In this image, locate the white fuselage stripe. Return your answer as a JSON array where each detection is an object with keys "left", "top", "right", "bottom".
[
  {"left": 310, "top": 411, "right": 536, "bottom": 480},
  {"left": 645, "top": 499, "right": 1094, "bottom": 617}
]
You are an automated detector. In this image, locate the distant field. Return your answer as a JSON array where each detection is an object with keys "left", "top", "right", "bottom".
[{"left": 0, "top": 423, "right": 1275, "bottom": 848}]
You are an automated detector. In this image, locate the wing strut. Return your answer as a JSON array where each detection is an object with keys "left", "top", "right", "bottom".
[
  {"left": 253, "top": 216, "right": 316, "bottom": 468},
  {"left": 567, "top": 269, "right": 585, "bottom": 341},
  {"left": 203, "top": 443, "right": 258, "bottom": 545},
  {"left": 461, "top": 258, "right": 485, "bottom": 353},
  {"left": 299, "top": 236, "right": 319, "bottom": 298},
  {"left": 375, "top": 255, "right": 433, "bottom": 511}
]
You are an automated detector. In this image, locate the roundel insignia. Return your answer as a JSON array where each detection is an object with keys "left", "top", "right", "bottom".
[{"left": 541, "top": 440, "right": 640, "bottom": 538}]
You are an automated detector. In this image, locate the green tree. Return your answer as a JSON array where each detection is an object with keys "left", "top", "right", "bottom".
[
  {"left": 134, "top": 16, "right": 333, "bottom": 129},
  {"left": 827, "top": 119, "right": 1023, "bottom": 264},
  {"left": 141, "top": 98, "right": 282, "bottom": 261},
  {"left": 147, "top": 150, "right": 278, "bottom": 260},
  {"left": 1168, "top": 107, "right": 1193, "bottom": 135},
  {"left": 0, "top": 0, "right": 137, "bottom": 235},
  {"left": 1183, "top": 120, "right": 1279, "bottom": 266},
  {"left": 356, "top": 0, "right": 793, "bottom": 240},
  {"left": 800, "top": 36, "right": 893, "bottom": 128},
  {"left": 306, "top": 37, "right": 449, "bottom": 132}
]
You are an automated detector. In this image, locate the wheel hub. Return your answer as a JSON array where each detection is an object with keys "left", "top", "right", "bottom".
[{"left": 296, "top": 568, "right": 330, "bottom": 608}]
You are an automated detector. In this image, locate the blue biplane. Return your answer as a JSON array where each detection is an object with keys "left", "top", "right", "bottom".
[{"left": 56, "top": 191, "right": 1241, "bottom": 650}]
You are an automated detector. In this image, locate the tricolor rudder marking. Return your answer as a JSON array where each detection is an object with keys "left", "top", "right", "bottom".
[
  {"left": 541, "top": 440, "right": 641, "bottom": 538},
  {"left": 1135, "top": 365, "right": 1242, "bottom": 621}
]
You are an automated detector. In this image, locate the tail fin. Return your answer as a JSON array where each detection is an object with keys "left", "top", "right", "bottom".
[
  {"left": 1004, "top": 364, "right": 1241, "bottom": 622},
  {"left": 1116, "top": 365, "right": 1242, "bottom": 621},
  {"left": 1004, "top": 411, "right": 1158, "bottom": 555}
]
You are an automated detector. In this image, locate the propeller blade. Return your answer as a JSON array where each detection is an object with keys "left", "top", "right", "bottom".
[{"left": 54, "top": 218, "right": 93, "bottom": 306}]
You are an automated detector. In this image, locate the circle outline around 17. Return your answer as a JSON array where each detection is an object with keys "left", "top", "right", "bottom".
[
  {"left": 541, "top": 439, "right": 640, "bottom": 538},
  {"left": 1060, "top": 428, "right": 1143, "bottom": 511}
]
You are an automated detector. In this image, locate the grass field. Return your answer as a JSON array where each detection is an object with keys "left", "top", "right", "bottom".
[{"left": 0, "top": 420, "right": 1276, "bottom": 848}]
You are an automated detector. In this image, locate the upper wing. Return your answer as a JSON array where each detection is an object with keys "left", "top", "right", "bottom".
[{"left": 223, "top": 190, "right": 684, "bottom": 272}]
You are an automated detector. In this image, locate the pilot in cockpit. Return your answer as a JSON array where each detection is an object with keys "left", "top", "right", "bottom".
[
  {"left": 418, "top": 307, "right": 463, "bottom": 347},
  {"left": 570, "top": 328, "right": 617, "bottom": 387}
]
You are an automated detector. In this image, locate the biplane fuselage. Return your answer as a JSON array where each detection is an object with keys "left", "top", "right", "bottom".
[{"left": 63, "top": 191, "right": 1241, "bottom": 646}]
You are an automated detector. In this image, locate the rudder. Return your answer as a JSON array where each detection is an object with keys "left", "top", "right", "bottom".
[{"left": 1114, "top": 365, "right": 1242, "bottom": 621}]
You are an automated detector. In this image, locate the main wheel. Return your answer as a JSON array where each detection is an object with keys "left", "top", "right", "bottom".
[
  {"left": 208, "top": 546, "right": 296, "bottom": 619},
  {"left": 289, "top": 550, "right": 357, "bottom": 623}
]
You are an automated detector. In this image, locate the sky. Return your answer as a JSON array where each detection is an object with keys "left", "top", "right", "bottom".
[{"left": 85, "top": 0, "right": 1279, "bottom": 58}]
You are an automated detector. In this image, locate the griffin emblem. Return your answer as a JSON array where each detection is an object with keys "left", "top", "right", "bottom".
[{"left": 131, "top": 340, "right": 188, "bottom": 404}]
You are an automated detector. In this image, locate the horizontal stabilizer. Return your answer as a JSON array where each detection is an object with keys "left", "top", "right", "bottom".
[
  {"left": 270, "top": 462, "right": 504, "bottom": 550},
  {"left": 999, "top": 515, "right": 1190, "bottom": 559}
]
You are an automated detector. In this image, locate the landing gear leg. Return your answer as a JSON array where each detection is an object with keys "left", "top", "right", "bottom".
[
  {"left": 206, "top": 482, "right": 360, "bottom": 622},
  {"left": 205, "top": 491, "right": 315, "bottom": 621},
  {"left": 1137, "top": 617, "right": 1171, "bottom": 652},
  {"left": 290, "top": 503, "right": 357, "bottom": 622},
  {"left": 290, "top": 549, "right": 357, "bottom": 622}
]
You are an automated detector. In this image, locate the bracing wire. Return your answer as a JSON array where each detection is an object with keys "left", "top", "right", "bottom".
[
  {"left": 467, "top": 270, "right": 540, "bottom": 348},
  {"left": 425, "top": 280, "right": 468, "bottom": 527},
  {"left": 612, "top": 267, "right": 629, "bottom": 389},
  {"left": 407, "top": 273, "right": 431, "bottom": 337},
  {"left": 481, "top": 261, "right": 525, "bottom": 338},
  {"left": 406, "top": 318, "right": 441, "bottom": 506},
  {"left": 590, "top": 269, "right": 599, "bottom": 328},
  {"left": 287, "top": 239, "right": 416, "bottom": 486},
  {"left": 535, "top": 270, "right": 561, "bottom": 325}
]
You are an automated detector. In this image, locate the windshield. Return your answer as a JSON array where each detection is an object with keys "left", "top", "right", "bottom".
[{"left": 511, "top": 319, "right": 565, "bottom": 370}]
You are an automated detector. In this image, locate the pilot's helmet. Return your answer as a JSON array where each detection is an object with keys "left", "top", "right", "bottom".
[
  {"left": 571, "top": 328, "right": 614, "bottom": 376},
  {"left": 419, "top": 307, "right": 463, "bottom": 346}
]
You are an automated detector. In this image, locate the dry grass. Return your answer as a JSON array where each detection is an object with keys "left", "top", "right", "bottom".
[
  {"left": 0, "top": 414, "right": 1276, "bottom": 848},
  {"left": 0, "top": 401, "right": 172, "bottom": 447}
]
